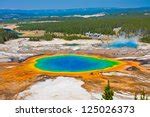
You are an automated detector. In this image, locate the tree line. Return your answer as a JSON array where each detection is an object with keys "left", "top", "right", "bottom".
[
  {"left": 0, "top": 29, "right": 18, "bottom": 43},
  {"left": 18, "top": 16, "right": 150, "bottom": 36}
]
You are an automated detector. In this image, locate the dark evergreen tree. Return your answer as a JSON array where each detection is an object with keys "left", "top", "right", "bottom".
[
  {"left": 102, "top": 80, "right": 114, "bottom": 100},
  {"left": 140, "top": 88, "right": 148, "bottom": 100},
  {"left": 134, "top": 93, "right": 138, "bottom": 100}
]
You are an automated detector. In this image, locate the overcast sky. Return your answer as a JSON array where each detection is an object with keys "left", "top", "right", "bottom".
[{"left": 0, "top": 0, "right": 150, "bottom": 9}]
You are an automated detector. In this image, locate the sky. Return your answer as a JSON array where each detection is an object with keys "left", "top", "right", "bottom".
[{"left": 0, "top": 0, "right": 150, "bottom": 9}]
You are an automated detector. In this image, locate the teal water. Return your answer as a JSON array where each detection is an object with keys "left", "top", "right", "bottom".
[
  {"left": 109, "top": 41, "right": 138, "bottom": 48},
  {"left": 35, "top": 54, "right": 120, "bottom": 72}
]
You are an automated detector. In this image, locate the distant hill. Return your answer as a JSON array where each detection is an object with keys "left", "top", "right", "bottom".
[{"left": 0, "top": 7, "right": 150, "bottom": 21}]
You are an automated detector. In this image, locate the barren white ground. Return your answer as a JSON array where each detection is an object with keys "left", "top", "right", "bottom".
[{"left": 17, "top": 77, "right": 92, "bottom": 100}]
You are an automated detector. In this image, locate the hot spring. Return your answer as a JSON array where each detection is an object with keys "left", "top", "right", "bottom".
[
  {"left": 107, "top": 35, "right": 139, "bottom": 48},
  {"left": 108, "top": 40, "right": 138, "bottom": 48},
  {"left": 35, "top": 54, "right": 120, "bottom": 73}
]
